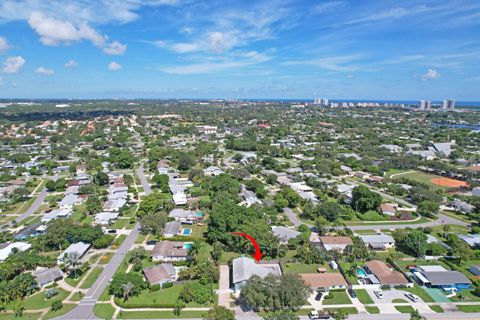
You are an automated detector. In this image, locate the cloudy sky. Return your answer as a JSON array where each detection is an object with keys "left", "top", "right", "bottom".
[{"left": 0, "top": 0, "right": 479, "bottom": 100}]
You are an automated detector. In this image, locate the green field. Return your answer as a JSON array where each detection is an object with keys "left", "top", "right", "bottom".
[
  {"left": 354, "top": 289, "right": 374, "bottom": 304},
  {"left": 391, "top": 171, "right": 451, "bottom": 190},
  {"left": 395, "top": 306, "right": 415, "bottom": 313}
]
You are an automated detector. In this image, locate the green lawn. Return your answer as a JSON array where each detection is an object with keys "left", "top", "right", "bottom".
[
  {"left": 6, "top": 288, "right": 70, "bottom": 310},
  {"left": 80, "top": 266, "right": 104, "bottom": 289},
  {"left": 391, "top": 171, "right": 451, "bottom": 190},
  {"left": 218, "top": 251, "right": 242, "bottom": 264},
  {"left": 354, "top": 289, "right": 374, "bottom": 304},
  {"left": 134, "top": 233, "right": 147, "bottom": 244},
  {"left": 0, "top": 313, "right": 43, "bottom": 320},
  {"left": 94, "top": 303, "right": 116, "bottom": 319},
  {"left": 450, "top": 289, "right": 480, "bottom": 302},
  {"left": 197, "top": 242, "right": 213, "bottom": 260},
  {"left": 114, "top": 284, "right": 211, "bottom": 308},
  {"left": 395, "top": 306, "right": 415, "bottom": 313},
  {"left": 44, "top": 303, "right": 76, "bottom": 319},
  {"left": 117, "top": 311, "right": 207, "bottom": 319},
  {"left": 392, "top": 299, "right": 408, "bottom": 303},
  {"left": 456, "top": 305, "right": 480, "bottom": 313},
  {"left": 112, "top": 219, "right": 129, "bottom": 229},
  {"left": 283, "top": 263, "right": 327, "bottom": 274},
  {"left": 398, "top": 285, "right": 435, "bottom": 303},
  {"left": 322, "top": 307, "right": 358, "bottom": 315},
  {"left": 98, "top": 252, "right": 114, "bottom": 264},
  {"left": 365, "top": 306, "right": 380, "bottom": 314},
  {"left": 357, "top": 210, "right": 391, "bottom": 222},
  {"left": 322, "top": 290, "right": 352, "bottom": 305},
  {"left": 429, "top": 305, "right": 444, "bottom": 313},
  {"left": 64, "top": 271, "right": 87, "bottom": 287}
]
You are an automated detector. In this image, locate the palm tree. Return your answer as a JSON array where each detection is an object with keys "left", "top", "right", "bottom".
[
  {"left": 64, "top": 252, "right": 81, "bottom": 279},
  {"left": 189, "top": 240, "right": 201, "bottom": 262},
  {"left": 122, "top": 282, "right": 134, "bottom": 301},
  {"left": 409, "top": 309, "right": 426, "bottom": 320}
]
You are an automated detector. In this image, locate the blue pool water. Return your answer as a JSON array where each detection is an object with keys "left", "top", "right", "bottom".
[
  {"left": 183, "top": 243, "right": 193, "bottom": 250},
  {"left": 357, "top": 268, "right": 368, "bottom": 278},
  {"left": 196, "top": 212, "right": 203, "bottom": 216},
  {"left": 182, "top": 228, "right": 192, "bottom": 235}
]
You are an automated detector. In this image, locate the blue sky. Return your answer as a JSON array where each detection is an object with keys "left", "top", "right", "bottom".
[{"left": 0, "top": 0, "right": 479, "bottom": 100}]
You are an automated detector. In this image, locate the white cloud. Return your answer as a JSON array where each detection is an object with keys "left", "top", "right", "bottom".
[
  {"left": 108, "top": 61, "right": 122, "bottom": 71},
  {"left": 2, "top": 56, "right": 26, "bottom": 73},
  {"left": 35, "top": 67, "right": 54, "bottom": 75},
  {"left": 162, "top": 50, "right": 270, "bottom": 74},
  {"left": 28, "top": 12, "right": 126, "bottom": 55},
  {"left": 422, "top": 68, "right": 440, "bottom": 81},
  {"left": 103, "top": 41, "right": 127, "bottom": 55},
  {"left": 313, "top": 1, "right": 345, "bottom": 14},
  {"left": 64, "top": 60, "right": 78, "bottom": 68},
  {"left": 284, "top": 55, "right": 365, "bottom": 72},
  {"left": 0, "top": 36, "right": 10, "bottom": 52}
]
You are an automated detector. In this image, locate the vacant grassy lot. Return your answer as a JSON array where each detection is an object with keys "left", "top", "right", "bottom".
[{"left": 391, "top": 171, "right": 451, "bottom": 190}]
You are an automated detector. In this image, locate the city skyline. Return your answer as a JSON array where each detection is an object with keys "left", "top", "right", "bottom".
[{"left": 0, "top": 0, "right": 480, "bottom": 99}]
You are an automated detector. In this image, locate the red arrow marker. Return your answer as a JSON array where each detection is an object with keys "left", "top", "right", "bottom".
[{"left": 231, "top": 232, "right": 263, "bottom": 262}]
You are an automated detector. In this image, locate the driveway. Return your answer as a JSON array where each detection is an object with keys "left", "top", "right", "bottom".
[
  {"left": 217, "top": 265, "right": 231, "bottom": 309},
  {"left": 284, "top": 207, "right": 303, "bottom": 227},
  {"left": 366, "top": 288, "right": 432, "bottom": 314}
]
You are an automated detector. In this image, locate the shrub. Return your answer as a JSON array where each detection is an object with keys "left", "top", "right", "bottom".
[
  {"left": 150, "top": 284, "right": 161, "bottom": 292},
  {"left": 162, "top": 282, "right": 174, "bottom": 289},
  {"left": 44, "top": 288, "right": 59, "bottom": 299}
]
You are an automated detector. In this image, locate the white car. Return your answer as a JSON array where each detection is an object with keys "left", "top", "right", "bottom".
[
  {"left": 405, "top": 293, "right": 419, "bottom": 302},
  {"left": 374, "top": 290, "right": 383, "bottom": 299}
]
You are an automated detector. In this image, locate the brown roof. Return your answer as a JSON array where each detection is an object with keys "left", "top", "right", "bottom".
[
  {"left": 319, "top": 236, "right": 353, "bottom": 246},
  {"left": 365, "top": 260, "right": 408, "bottom": 285},
  {"left": 380, "top": 203, "right": 396, "bottom": 213},
  {"left": 143, "top": 265, "right": 170, "bottom": 284},
  {"left": 300, "top": 273, "right": 347, "bottom": 288},
  {"left": 152, "top": 241, "right": 189, "bottom": 258}
]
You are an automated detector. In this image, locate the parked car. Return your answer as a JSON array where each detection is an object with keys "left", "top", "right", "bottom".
[
  {"left": 405, "top": 293, "right": 419, "bottom": 302},
  {"left": 347, "top": 288, "right": 357, "bottom": 298},
  {"left": 374, "top": 290, "right": 383, "bottom": 299},
  {"left": 107, "top": 229, "right": 117, "bottom": 234},
  {"left": 308, "top": 311, "right": 330, "bottom": 320},
  {"left": 315, "top": 292, "right": 323, "bottom": 301},
  {"left": 146, "top": 240, "right": 157, "bottom": 245}
]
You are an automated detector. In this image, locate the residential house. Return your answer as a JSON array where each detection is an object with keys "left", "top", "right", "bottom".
[
  {"left": 33, "top": 267, "right": 64, "bottom": 287},
  {"left": 300, "top": 273, "right": 347, "bottom": 291},
  {"left": 431, "top": 141, "right": 456, "bottom": 157},
  {"left": 413, "top": 265, "right": 471, "bottom": 291},
  {"left": 143, "top": 263, "right": 178, "bottom": 286},
  {"left": 364, "top": 260, "right": 409, "bottom": 287},
  {"left": 448, "top": 200, "right": 475, "bottom": 213},
  {"left": 469, "top": 265, "right": 480, "bottom": 276},
  {"left": 319, "top": 236, "right": 353, "bottom": 253},
  {"left": 14, "top": 223, "right": 44, "bottom": 240},
  {"left": 459, "top": 234, "right": 480, "bottom": 248},
  {"left": 239, "top": 186, "right": 261, "bottom": 207},
  {"left": 232, "top": 257, "right": 281, "bottom": 292},
  {"left": 168, "top": 208, "right": 203, "bottom": 224},
  {"left": 103, "top": 198, "right": 126, "bottom": 212},
  {"left": 0, "top": 242, "right": 32, "bottom": 262},
  {"left": 380, "top": 203, "right": 396, "bottom": 216},
  {"left": 204, "top": 166, "right": 224, "bottom": 177},
  {"left": 359, "top": 234, "right": 395, "bottom": 251},
  {"left": 41, "top": 208, "right": 72, "bottom": 223},
  {"left": 271, "top": 226, "right": 300, "bottom": 244},
  {"left": 151, "top": 241, "right": 190, "bottom": 262},
  {"left": 93, "top": 211, "right": 119, "bottom": 226},
  {"left": 59, "top": 194, "right": 81, "bottom": 209},
  {"left": 164, "top": 221, "right": 181, "bottom": 238},
  {"left": 57, "top": 242, "right": 91, "bottom": 265}
]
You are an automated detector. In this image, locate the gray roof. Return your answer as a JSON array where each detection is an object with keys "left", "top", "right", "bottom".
[
  {"left": 422, "top": 271, "right": 471, "bottom": 286},
  {"left": 359, "top": 234, "right": 395, "bottom": 244},
  {"left": 232, "top": 257, "right": 281, "bottom": 284},
  {"left": 164, "top": 221, "right": 181, "bottom": 235},
  {"left": 272, "top": 226, "right": 300, "bottom": 242},
  {"left": 34, "top": 267, "right": 63, "bottom": 285},
  {"left": 169, "top": 208, "right": 196, "bottom": 218}
]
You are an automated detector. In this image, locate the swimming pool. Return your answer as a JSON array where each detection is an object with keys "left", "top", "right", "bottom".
[
  {"left": 182, "top": 228, "right": 192, "bottom": 235},
  {"left": 357, "top": 268, "right": 368, "bottom": 278},
  {"left": 183, "top": 243, "right": 193, "bottom": 250}
]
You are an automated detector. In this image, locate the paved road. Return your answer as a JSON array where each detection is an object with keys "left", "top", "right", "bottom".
[
  {"left": 59, "top": 166, "right": 151, "bottom": 320},
  {"left": 297, "top": 313, "right": 480, "bottom": 320},
  {"left": 136, "top": 164, "right": 152, "bottom": 195},
  {"left": 284, "top": 207, "right": 303, "bottom": 227},
  {"left": 8, "top": 187, "right": 47, "bottom": 226}
]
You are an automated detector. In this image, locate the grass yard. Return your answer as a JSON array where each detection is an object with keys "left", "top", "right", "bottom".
[
  {"left": 197, "top": 242, "right": 213, "bottom": 260},
  {"left": 456, "top": 305, "right": 480, "bottom": 312},
  {"left": 394, "top": 259, "right": 451, "bottom": 273},
  {"left": 64, "top": 271, "right": 87, "bottom": 287},
  {"left": 398, "top": 285, "right": 435, "bottom": 303},
  {"left": 450, "top": 289, "right": 480, "bottom": 302},
  {"left": 429, "top": 305, "right": 444, "bottom": 313},
  {"left": 354, "top": 289, "right": 374, "bottom": 304},
  {"left": 44, "top": 303, "right": 76, "bottom": 319},
  {"left": 94, "top": 303, "right": 116, "bottom": 319},
  {"left": 114, "top": 284, "right": 210, "bottom": 308},
  {"left": 322, "top": 290, "right": 352, "bottom": 305},
  {"left": 283, "top": 263, "right": 326, "bottom": 274},
  {"left": 80, "top": 266, "right": 104, "bottom": 289},
  {"left": 365, "top": 306, "right": 380, "bottom": 314},
  {"left": 98, "top": 252, "right": 114, "bottom": 264},
  {"left": 6, "top": 288, "right": 70, "bottom": 310},
  {"left": 0, "top": 313, "right": 43, "bottom": 320},
  {"left": 391, "top": 171, "right": 452, "bottom": 190},
  {"left": 357, "top": 210, "right": 391, "bottom": 222},
  {"left": 117, "top": 311, "right": 207, "bottom": 319},
  {"left": 338, "top": 262, "right": 359, "bottom": 284},
  {"left": 392, "top": 299, "right": 408, "bottom": 303},
  {"left": 395, "top": 306, "right": 415, "bottom": 313},
  {"left": 134, "top": 233, "right": 147, "bottom": 244},
  {"left": 112, "top": 218, "right": 130, "bottom": 229},
  {"left": 218, "top": 251, "right": 242, "bottom": 264},
  {"left": 322, "top": 307, "right": 358, "bottom": 315}
]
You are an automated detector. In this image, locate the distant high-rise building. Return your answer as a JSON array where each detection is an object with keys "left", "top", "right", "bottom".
[
  {"left": 441, "top": 100, "right": 448, "bottom": 110},
  {"left": 314, "top": 98, "right": 329, "bottom": 106},
  {"left": 313, "top": 98, "right": 321, "bottom": 104},
  {"left": 419, "top": 100, "right": 426, "bottom": 110},
  {"left": 425, "top": 101, "right": 431, "bottom": 110},
  {"left": 447, "top": 99, "right": 455, "bottom": 110}
]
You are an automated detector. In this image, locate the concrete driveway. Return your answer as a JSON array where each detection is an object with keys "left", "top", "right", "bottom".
[{"left": 366, "top": 288, "right": 433, "bottom": 314}]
